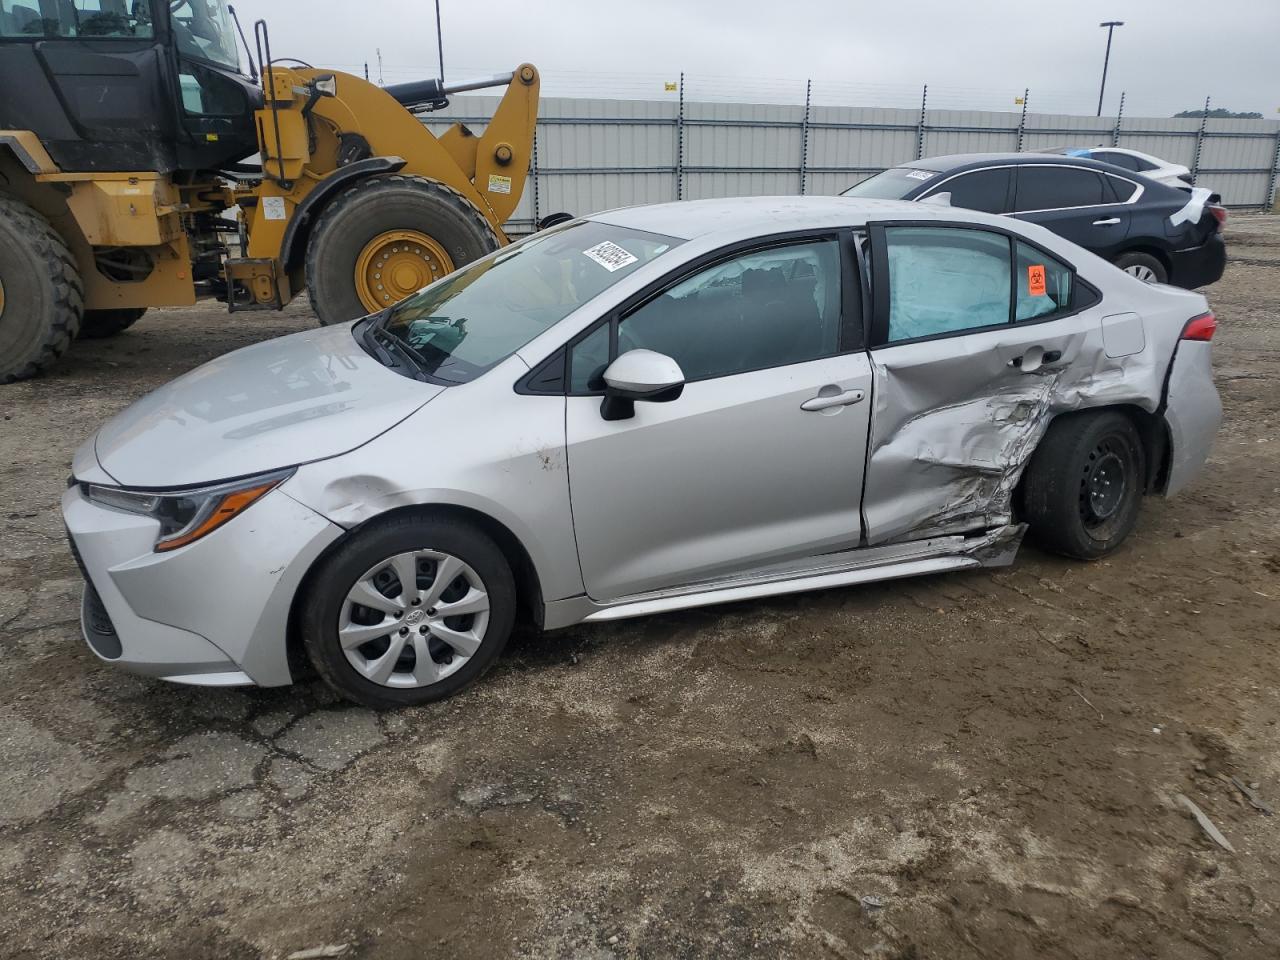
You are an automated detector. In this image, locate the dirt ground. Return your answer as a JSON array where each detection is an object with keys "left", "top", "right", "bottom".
[{"left": 1, "top": 217, "right": 1278, "bottom": 960}]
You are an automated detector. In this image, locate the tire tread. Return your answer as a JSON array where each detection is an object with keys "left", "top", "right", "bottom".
[{"left": 0, "top": 194, "right": 83, "bottom": 383}]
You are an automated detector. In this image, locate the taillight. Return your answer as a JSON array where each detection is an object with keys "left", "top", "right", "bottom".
[
  {"left": 1181, "top": 312, "right": 1217, "bottom": 341},
  {"left": 1208, "top": 205, "right": 1228, "bottom": 230}
]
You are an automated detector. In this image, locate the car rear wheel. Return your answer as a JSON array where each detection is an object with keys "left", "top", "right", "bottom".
[
  {"left": 1113, "top": 251, "right": 1168, "bottom": 285},
  {"left": 300, "top": 515, "right": 516, "bottom": 709},
  {"left": 1020, "top": 411, "right": 1146, "bottom": 560}
]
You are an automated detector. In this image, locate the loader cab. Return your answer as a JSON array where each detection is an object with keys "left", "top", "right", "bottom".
[{"left": 0, "top": 0, "right": 261, "bottom": 173}]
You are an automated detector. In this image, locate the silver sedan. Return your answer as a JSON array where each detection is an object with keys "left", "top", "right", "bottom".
[{"left": 64, "top": 197, "right": 1222, "bottom": 708}]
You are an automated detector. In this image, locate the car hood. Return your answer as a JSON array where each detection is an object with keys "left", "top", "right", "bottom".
[{"left": 93, "top": 323, "right": 442, "bottom": 488}]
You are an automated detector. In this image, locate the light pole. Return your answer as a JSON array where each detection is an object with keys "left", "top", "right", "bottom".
[{"left": 1097, "top": 21, "right": 1124, "bottom": 117}]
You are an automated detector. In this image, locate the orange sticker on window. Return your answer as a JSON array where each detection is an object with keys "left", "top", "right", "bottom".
[{"left": 1027, "top": 264, "right": 1047, "bottom": 297}]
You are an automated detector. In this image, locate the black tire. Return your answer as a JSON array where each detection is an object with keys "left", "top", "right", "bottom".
[
  {"left": 300, "top": 514, "right": 517, "bottom": 709},
  {"left": 304, "top": 174, "right": 499, "bottom": 326},
  {"left": 79, "top": 307, "right": 146, "bottom": 340},
  {"left": 1021, "top": 411, "right": 1146, "bottom": 560},
  {"left": 1112, "top": 250, "right": 1168, "bottom": 285},
  {"left": 0, "top": 195, "right": 83, "bottom": 383}
]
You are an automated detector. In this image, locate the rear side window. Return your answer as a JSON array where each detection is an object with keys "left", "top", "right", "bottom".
[
  {"left": 883, "top": 227, "right": 1011, "bottom": 343},
  {"left": 1014, "top": 167, "right": 1107, "bottom": 211},
  {"left": 1094, "top": 151, "right": 1140, "bottom": 171},
  {"left": 1107, "top": 175, "right": 1139, "bottom": 202},
  {"left": 1015, "top": 242, "right": 1073, "bottom": 321},
  {"left": 934, "top": 168, "right": 1012, "bottom": 214}
]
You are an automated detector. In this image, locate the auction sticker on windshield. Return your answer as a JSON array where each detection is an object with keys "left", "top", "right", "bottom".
[
  {"left": 905, "top": 170, "right": 936, "bottom": 181},
  {"left": 582, "top": 241, "right": 639, "bottom": 272}
]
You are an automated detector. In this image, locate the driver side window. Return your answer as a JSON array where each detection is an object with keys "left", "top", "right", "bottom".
[{"left": 570, "top": 239, "right": 843, "bottom": 390}]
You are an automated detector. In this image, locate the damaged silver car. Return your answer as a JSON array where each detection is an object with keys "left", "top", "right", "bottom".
[{"left": 63, "top": 197, "right": 1221, "bottom": 708}]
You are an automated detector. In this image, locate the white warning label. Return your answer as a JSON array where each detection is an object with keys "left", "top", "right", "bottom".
[
  {"left": 261, "top": 196, "right": 287, "bottom": 220},
  {"left": 582, "top": 241, "right": 638, "bottom": 272}
]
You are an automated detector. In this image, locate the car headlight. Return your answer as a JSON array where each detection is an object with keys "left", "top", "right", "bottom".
[{"left": 82, "top": 469, "right": 294, "bottom": 552}]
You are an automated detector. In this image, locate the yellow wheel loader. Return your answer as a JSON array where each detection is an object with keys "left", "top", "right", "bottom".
[{"left": 0, "top": 1, "right": 539, "bottom": 382}]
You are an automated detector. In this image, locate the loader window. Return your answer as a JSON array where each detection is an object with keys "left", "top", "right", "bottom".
[
  {"left": 377, "top": 221, "right": 681, "bottom": 385},
  {"left": 0, "top": 0, "right": 153, "bottom": 37},
  {"left": 170, "top": 0, "right": 238, "bottom": 70}
]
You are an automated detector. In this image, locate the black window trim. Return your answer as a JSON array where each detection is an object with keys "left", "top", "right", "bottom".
[
  {"left": 518, "top": 227, "right": 866, "bottom": 397},
  {"left": 1010, "top": 162, "right": 1144, "bottom": 214},
  {"left": 865, "top": 218, "right": 1100, "bottom": 351}
]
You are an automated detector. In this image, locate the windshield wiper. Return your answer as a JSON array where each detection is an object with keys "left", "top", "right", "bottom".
[
  {"left": 358, "top": 321, "right": 431, "bottom": 381},
  {"left": 374, "top": 328, "right": 433, "bottom": 381}
]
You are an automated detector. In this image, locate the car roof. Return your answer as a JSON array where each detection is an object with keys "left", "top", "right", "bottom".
[
  {"left": 901, "top": 152, "right": 1128, "bottom": 174},
  {"left": 585, "top": 195, "right": 1003, "bottom": 241}
]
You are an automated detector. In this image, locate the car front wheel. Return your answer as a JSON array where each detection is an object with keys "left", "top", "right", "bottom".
[
  {"left": 301, "top": 514, "right": 517, "bottom": 709},
  {"left": 1020, "top": 411, "right": 1146, "bottom": 560}
]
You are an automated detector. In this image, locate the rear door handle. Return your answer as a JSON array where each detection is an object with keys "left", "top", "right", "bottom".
[
  {"left": 1093, "top": 217, "right": 1122, "bottom": 226},
  {"left": 801, "top": 388, "right": 865, "bottom": 411},
  {"left": 1009, "top": 349, "right": 1063, "bottom": 371}
]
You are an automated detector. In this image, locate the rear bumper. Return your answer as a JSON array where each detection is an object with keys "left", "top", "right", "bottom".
[
  {"left": 1162, "top": 340, "right": 1221, "bottom": 496},
  {"left": 61, "top": 483, "right": 343, "bottom": 687},
  {"left": 1170, "top": 233, "right": 1226, "bottom": 290}
]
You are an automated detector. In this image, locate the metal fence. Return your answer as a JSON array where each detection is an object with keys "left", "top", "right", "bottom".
[{"left": 426, "top": 83, "right": 1280, "bottom": 234}]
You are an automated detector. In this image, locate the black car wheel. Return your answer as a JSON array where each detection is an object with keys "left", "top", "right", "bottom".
[
  {"left": 1113, "top": 251, "right": 1168, "bottom": 285},
  {"left": 1021, "top": 411, "right": 1146, "bottom": 560}
]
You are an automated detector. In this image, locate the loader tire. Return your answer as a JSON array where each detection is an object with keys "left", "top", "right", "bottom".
[
  {"left": 0, "top": 195, "right": 83, "bottom": 384},
  {"left": 305, "top": 174, "right": 500, "bottom": 326},
  {"left": 80, "top": 308, "right": 146, "bottom": 339}
]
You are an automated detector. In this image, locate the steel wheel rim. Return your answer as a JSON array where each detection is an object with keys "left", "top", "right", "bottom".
[
  {"left": 1124, "top": 264, "right": 1157, "bottom": 283},
  {"left": 1079, "top": 441, "right": 1129, "bottom": 529},
  {"left": 339, "top": 549, "right": 490, "bottom": 688},
  {"left": 354, "top": 230, "right": 453, "bottom": 313}
]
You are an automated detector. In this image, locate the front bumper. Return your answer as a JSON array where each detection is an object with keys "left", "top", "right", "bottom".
[{"left": 61, "top": 482, "right": 343, "bottom": 687}]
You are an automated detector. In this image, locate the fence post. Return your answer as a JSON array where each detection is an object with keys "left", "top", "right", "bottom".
[
  {"left": 799, "top": 78, "right": 812, "bottom": 195},
  {"left": 676, "top": 72, "right": 685, "bottom": 201},
  {"left": 1112, "top": 91, "right": 1125, "bottom": 147},
  {"left": 1191, "top": 95, "right": 1210, "bottom": 185},
  {"left": 530, "top": 122, "right": 540, "bottom": 230},
  {"left": 1266, "top": 127, "right": 1280, "bottom": 212},
  {"left": 915, "top": 84, "right": 928, "bottom": 160},
  {"left": 1016, "top": 88, "right": 1029, "bottom": 152}
]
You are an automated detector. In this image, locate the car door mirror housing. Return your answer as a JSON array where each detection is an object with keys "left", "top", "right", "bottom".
[
  {"left": 920, "top": 191, "right": 952, "bottom": 206},
  {"left": 600, "top": 349, "right": 685, "bottom": 420}
]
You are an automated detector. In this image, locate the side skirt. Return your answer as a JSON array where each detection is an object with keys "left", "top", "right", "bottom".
[{"left": 542, "top": 523, "right": 1025, "bottom": 629}]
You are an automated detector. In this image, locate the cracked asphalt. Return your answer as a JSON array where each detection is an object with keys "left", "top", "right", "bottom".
[{"left": 2, "top": 217, "right": 1279, "bottom": 959}]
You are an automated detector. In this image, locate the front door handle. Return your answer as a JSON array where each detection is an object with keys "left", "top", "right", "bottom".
[
  {"left": 1093, "top": 217, "right": 1122, "bottom": 226},
  {"left": 801, "top": 388, "right": 865, "bottom": 412}
]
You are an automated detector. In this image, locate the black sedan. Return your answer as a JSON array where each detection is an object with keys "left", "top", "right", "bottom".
[{"left": 842, "top": 153, "right": 1226, "bottom": 289}]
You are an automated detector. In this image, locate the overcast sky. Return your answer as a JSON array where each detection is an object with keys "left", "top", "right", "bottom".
[{"left": 231, "top": 0, "right": 1277, "bottom": 119}]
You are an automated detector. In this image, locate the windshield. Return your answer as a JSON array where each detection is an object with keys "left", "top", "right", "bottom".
[
  {"left": 376, "top": 220, "right": 681, "bottom": 384},
  {"left": 170, "top": 0, "right": 238, "bottom": 70},
  {"left": 842, "top": 167, "right": 941, "bottom": 200}
]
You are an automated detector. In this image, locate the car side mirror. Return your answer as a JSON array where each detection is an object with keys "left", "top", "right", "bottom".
[
  {"left": 600, "top": 349, "right": 685, "bottom": 421},
  {"left": 920, "top": 191, "right": 952, "bottom": 206}
]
